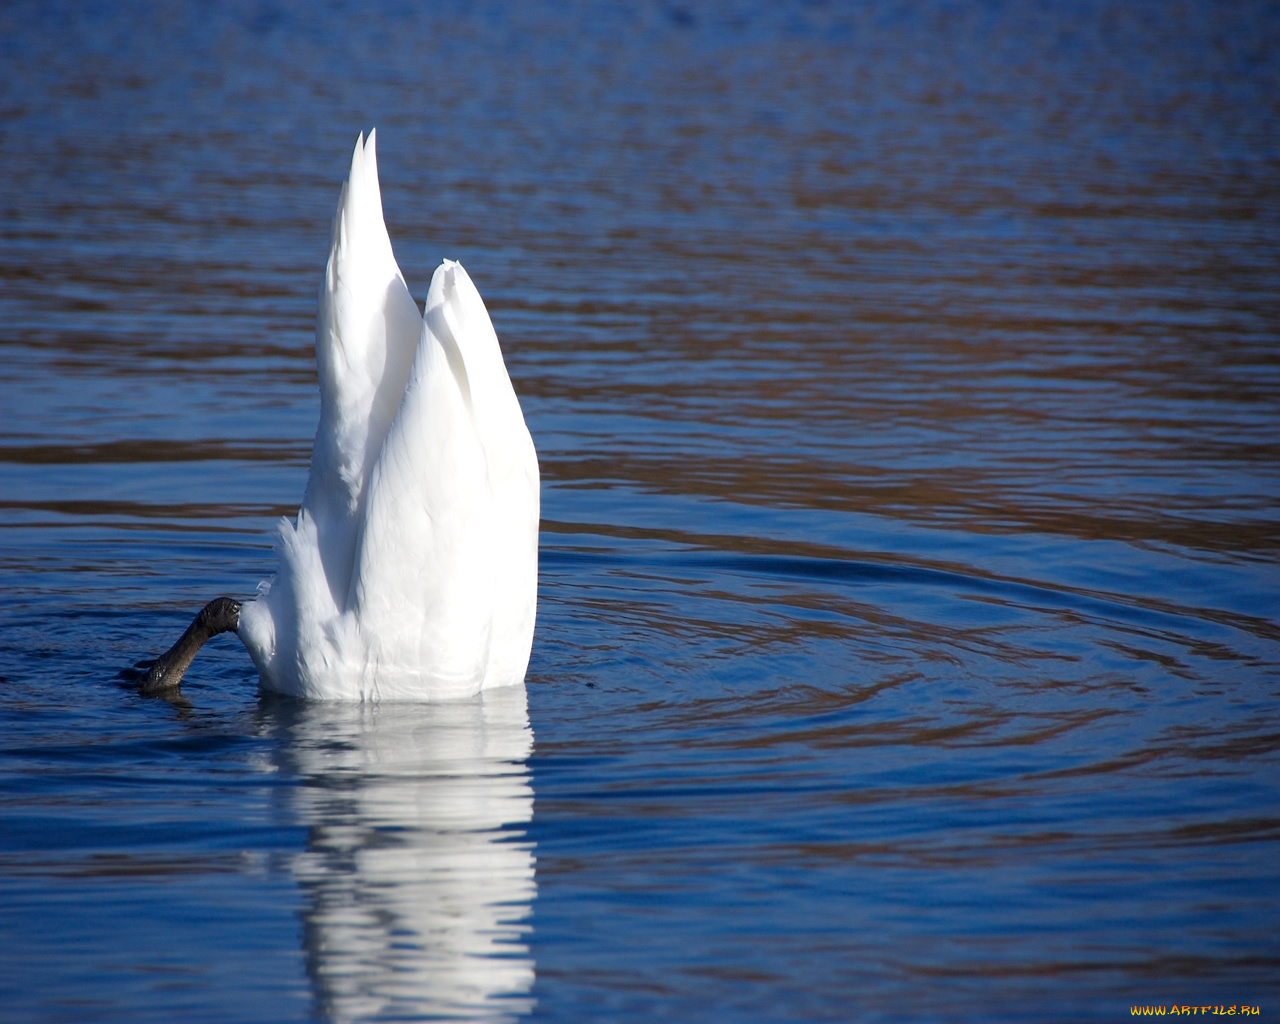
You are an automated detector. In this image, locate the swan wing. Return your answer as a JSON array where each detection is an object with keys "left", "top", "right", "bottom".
[
  {"left": 239, "top": 131, "right": 421, "bottom": 696},
  {"left": 424, "top": 261, "right": 540, "bottom": 688},
  {"left": 350, "top": 261, "right": 539, "bottom": 698},
  {"left": 349, "top": 284, "right": 492, "bottom": 698},
  {"left": 304, "top": 129, "right": 423, "bottom": 608}
]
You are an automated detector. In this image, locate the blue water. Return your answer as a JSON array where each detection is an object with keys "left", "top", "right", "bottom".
[{"left": 2, "top": 1, "right": 1279, "bottom": 1020}]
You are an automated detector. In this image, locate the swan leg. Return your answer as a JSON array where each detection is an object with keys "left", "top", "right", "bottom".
[{"left": 136, "top": 597, "right": 242, "bottom": 696}]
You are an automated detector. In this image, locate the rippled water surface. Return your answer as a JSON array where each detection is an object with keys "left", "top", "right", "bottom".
[{"left": 2, "top": 2, "right": 1279, "bottom": 1020}]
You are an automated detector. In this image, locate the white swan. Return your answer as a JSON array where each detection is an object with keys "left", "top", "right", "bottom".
[{"left": 139, "top": 131, "right": 540, "bottom": 700}]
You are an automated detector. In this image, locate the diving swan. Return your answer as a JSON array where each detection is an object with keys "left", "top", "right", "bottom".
[{"left": 138, "top": 131, "right": 540, "bottom": 700}]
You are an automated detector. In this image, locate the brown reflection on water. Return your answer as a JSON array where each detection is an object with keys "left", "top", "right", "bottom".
[
  {"left": 543, "top": 454, "right": 1280, "bottom": 555},
  {"left": 0, "top": 440, "right": 307, "bottom": 465},
  {"left": 0, "top": 499, "right": 298, "bottom": 523}
]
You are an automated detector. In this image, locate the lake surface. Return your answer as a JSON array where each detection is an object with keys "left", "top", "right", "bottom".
[{"left": 2, "top": 1, "right": 1279, "bottom": 1020}]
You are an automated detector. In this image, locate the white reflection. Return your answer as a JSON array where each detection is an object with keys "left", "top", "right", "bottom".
[{"left": 271, "top": 685, "right": 536, "bottom": 1023}]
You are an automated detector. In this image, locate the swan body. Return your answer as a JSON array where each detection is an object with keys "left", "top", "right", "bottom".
[{"left": 230, "top": 131, "right": 539, "bottom": 700}]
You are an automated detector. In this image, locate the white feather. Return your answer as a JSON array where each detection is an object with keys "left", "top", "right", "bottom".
[{"left": 238, "top": 131, "right": 540, "bottom": 700}]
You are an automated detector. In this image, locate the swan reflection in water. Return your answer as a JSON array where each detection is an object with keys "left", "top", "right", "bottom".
[{"left": 265, "top": 684, "right": 536, "bottom": 1022}]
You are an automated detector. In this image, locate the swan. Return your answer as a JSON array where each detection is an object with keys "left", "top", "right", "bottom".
[{"left": 138, "top": 130, "right": 540, "bottom": 700}]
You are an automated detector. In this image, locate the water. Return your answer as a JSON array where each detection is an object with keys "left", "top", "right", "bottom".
[{"left": 2, "top": 1, "right": 1279, "bottom": 1020}]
